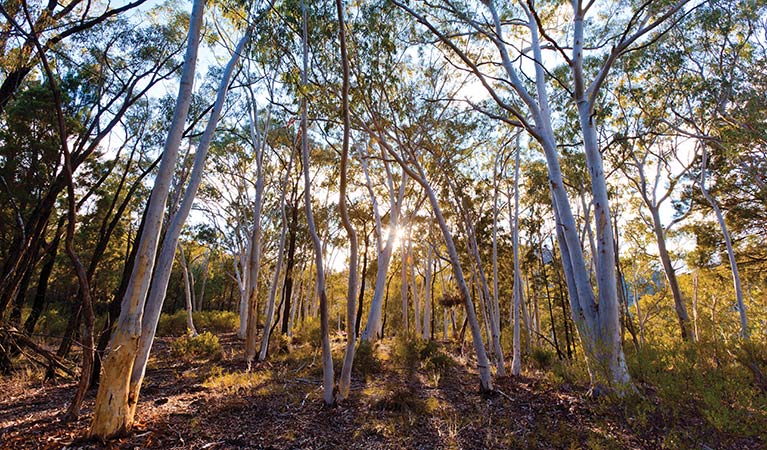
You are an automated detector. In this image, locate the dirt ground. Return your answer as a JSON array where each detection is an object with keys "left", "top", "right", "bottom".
[{"left": 0, "top": 333, "right": 762, "bottom": 449}]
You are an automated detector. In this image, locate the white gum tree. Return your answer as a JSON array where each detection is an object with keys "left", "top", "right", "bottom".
[{"left": 394, "top": 0, "right": 691, "bottom": 391}]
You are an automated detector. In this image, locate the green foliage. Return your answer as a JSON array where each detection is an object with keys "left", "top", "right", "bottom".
[
  {"left": 157, "top": 310, "right": 238, "bottom": 336},
  {"left": 291, "top": 317, "right": 322, "bottom": 348},
  {"left": 530, "top": 347, "right": 555, "bottom": 370},
  {"left": 548, "top": 358, "right": 591, "bottom": 386},
  {"left": 392, "top": 336, "right": 425, "bottom": 376},
  {"left": 203, "top": 366, "right": 272, "bottom": 394},
  {"left": 624, "top": 339, "right": 767, "bottom": 442},
  {"left": 37, "top": 308, "right": 69, "bottom": 337},
  {"left": 354, "top": 341, "right": 382, "bottom": 377},
  {"left": 194, "top": 310, "right": 239, "bottom": 333},
  {"left": 170, "top": 331, "right": 223, "bottom": 361},
  {"left": 424, "top": 350, "right": 455, "bottom": 375}
]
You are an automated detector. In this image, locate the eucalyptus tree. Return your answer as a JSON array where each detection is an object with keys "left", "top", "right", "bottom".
[
  {"left": 90, "top": 0, "right": 205, "bottom": 437},
  {"left": 355, "top": 46, "right": 495, "bottom": 390},
  {"left": 393, "top": 0, "right": 694, "bottom": 391},
  {"left": 622, "top": 0, "right": 767, "bottom": 339},
  {"left": 613, "top": 129, "right": 696, "bottom": 341},
  {"left": 0, "top": 10, "right": 186, "bottom": 322},
  {"left": 0, "top": 0, "right": 150, "bottom": 112},
  {"left": 129, "top": 0, "right": 277, "bottom": 416}
]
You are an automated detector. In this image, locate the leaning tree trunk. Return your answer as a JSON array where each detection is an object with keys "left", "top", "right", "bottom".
[
  {"left": 359, "top": 147, "right": 407, "bottom": 342},
  {"left": 511, "top": 143, "right": 522, "bottom": 376},
  {"left": 336, "top": 0, "right": 360, "bottom": 401},
  {"left": 128, "top": 24, "right": 255, "bottom": 417},
  {"left": 299, "top": 0, "right": 334, "bottom": 405},
  {"left": 178, "top": 246, "right": 198, "bottom": 337},
  {"left": 90, "top": 1, "right": 204, "bottom": 438},
  {"left": 259, "top": 137, "right": 295, "bottom": 361},
  {"left": 700, "top": 143, "right": 748, "bottom": 338},
  {"left": 372, "top": 134, "right": 493, "bottom": 392}
]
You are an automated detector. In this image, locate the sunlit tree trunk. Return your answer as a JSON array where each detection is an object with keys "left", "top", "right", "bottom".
[
  {"left": 422, "top": 245, "right": 433, "bottom": 340},
  {"left": 299, "top": 0, "right": 333, "bottom": 404},
  {"left": 359, "top": 146, "right": 407, "bottom": 342},
  {"left": 336, "top": 0, "right": 359, "bottom": 400},
  {"left": 90, "top": 0, "right": 204, "bottom": 438},
  {"left": 178, "top": 245, "right": 198, "bottom": 337},
  {"left": 700, "top": 143, "right": 748, "bottom": 338},
  {"left": 510, "top": 143, "right": 522, "bottom": 376}
]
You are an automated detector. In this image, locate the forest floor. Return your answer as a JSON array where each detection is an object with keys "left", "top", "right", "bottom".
[{"left": 0, "top": 332, "right": 763, "bottom": 449}]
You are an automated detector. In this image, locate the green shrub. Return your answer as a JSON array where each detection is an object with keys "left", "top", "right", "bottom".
[
  {"left": 157, "top": 310, "right": 188, "bottom": 336},
  {"left": 425, "top": 350, "right": 455, "bottom": 374},
  {"left": 549, "top": 358, "right": 590, "bottom": 386},
  {"left": 292, "top": 317, "right": 322, "bottom": 348},
  {"left": 170, "top": 331, "right": 223, "bottom": 361},
  {"left": 37, "top": 307, "right": 68, "bottom": 337},
  {"left": 373, "top": 387, "right": 426, "bottom": 414},
  {"left": 530, "top": 347, "right": 555, "bottom": 370},
  {"left": 194, "top": 310, "right": 239, "bottom": 333},
  {"left": 623, "top": 339, "right": 767, "bottom": 441},
  {"left": 157, "top": 310, "right": 239, "bottom": 336},
  {"left": 393, "top": 335, "right": 423, "bottom": 376},
  {"left": 354, "top": 341, "right": 382, "bottom": 376}
]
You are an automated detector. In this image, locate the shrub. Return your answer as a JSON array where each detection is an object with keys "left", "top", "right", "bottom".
[
  {"left": 549, "top": 358, "right": 590, "bottom": 386},
  {"left": 194, "top": 310, "right": 239, "bottom": 334},
  {"left": 204, "top": 366, "right": 272, "bottom": 394},
  {"left": 170, "top": 331, "right": 223, "bottom": 361},
  {"left": 291, "top": 317, "right": 322, "bottom": 348},
  {"left": 37, "top": 307, "right": 68, "bottom": 337},
  {"left": 157, "top": 310, "right": 189, "bottom": 336},
  {"left": 530, "top": 347, "right": 555, "bottom": 370},
  {"left": 425, "top": 350, "right": 455, "bottom": 374},
  {"left": 393, "top": 336, "right": 423, "bottom": 376},
  {"left": 157, "top": 310, "right": 239, "bottom": 336},
  {"left": 354, "top": 341, "right": 382, "bottom": 376}
]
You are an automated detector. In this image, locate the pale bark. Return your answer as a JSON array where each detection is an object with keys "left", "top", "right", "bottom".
[
  {"left": 244, "top": 95, "right": 272, "bottom": 367},
  {"left": 90, "top": 0, "right": 204, "bottom": 438},
  {"left": 400, "top": 237, "right": 409, "bottom": 334},
  {"left": 258, "top": 141, "right": 295, "bottom": 361},
  {"left": 336, "top": 0, "right": 359, "bottom": 401},
  {"left": 369, "top": 133, "right": 493, "bottom": 392},
  {"left": 511, "top": 143, "right": 522, "bottom": 376},
  {"left": 196, "top": 251, "right": 210, "bottom": 311},
  {"left": 359, "top": 146, "right": 407, "bottom": 342},
  {"left": 700, "top": 144, "right": 748, "bottom": 338},
  {"left": 692, "top": 272, "right": 699, "bottom": 341},
  {"left": 178, "top": 245, "right": 198, "bottom": 337},
  {"left": 129, "top": 24, "right": 255, "bottom": 414},
  {"left": 409, "top": 233, "right": 421, "bottom": 337},
  {"left": 422, "top": 245, "right": 433, "bottom": 340},
  {"left": 299, "top": 0, "right": 334, "bottom": 405}
]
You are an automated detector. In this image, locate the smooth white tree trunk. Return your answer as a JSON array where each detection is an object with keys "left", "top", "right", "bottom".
[
  {"left": 129, "top": 25, "right": 254, "bottom": 412},
  {"left": 90, "top": 0, "right": 205, "bottom": 438},
  {"left": 700, "top": 144, "right": 748, "bottom": 338},
  {"left": 299, "top": 0, "right": 334, "bottom": 405}
]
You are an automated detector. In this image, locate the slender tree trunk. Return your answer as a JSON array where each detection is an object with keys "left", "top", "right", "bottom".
[
  {"left": 259, "top": 140, "right": 295, "bottom": 361},
  {"left": 359, "top": 155, "right": 407, "bottom": 341},
  {"left": 700, "top": 144, "right": 748, "bottom": 338},
  {"left": 692, "top": 272, "right": 699, "bottom": 341},
  {"left": 336, "top": 0, "right": 359, "bottom": 399},
  {"left": 128, "top": 24, "right": 255, "bottom": 416},
  {"left": 178, "top": 246, "right": 198, "bottom": 337},
  {"left": 23, "top": 228, "right": 61, "bottom": 335},
  {"left": 300, "top": 0, "right": 333, "bottom": 405},
  {"left": 355, "top": 231, "right": 369, "bottom": 339},
  {"left": 511, "top": 144, "right": 522, "bottom": 376},
  {"left": 422, "top": 245, "right": 433, "bottom": 340},
  {"left": 374, "top": 137, "right": 493, "bottom": 391},
  {"left": 90, "top": 2, "right": 204, "bottom": 437}
]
